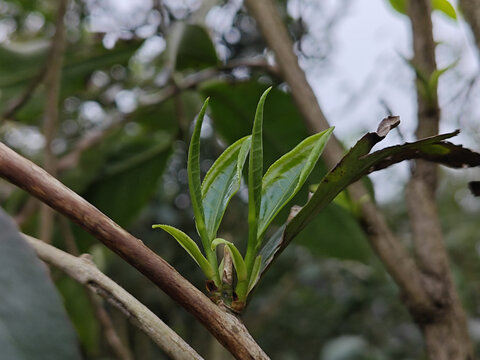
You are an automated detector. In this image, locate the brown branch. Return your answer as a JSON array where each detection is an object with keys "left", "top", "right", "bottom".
[
  {"left": 406, "top": 1, "right": 473, "bottom": 358},
  {"left": 244, "top": 0, "right": 432, "bottom": 313},
  {"left": 59, "top": 218, "right": 134, "bottom": 360},
  {"left": 459, "top": 0, "right": 480, "bottom": 59},
  {"left": 0, "top": 143, "right": 268, "bottom": 360},
  {"left": 57, "top": 59, "right": 273, "bottom": 173},
  {"left": 40, "top": 0, "right": 68, "bottom": 243},
  {"left": 23, "top": 234, "right": 202, "bottom": 360}
]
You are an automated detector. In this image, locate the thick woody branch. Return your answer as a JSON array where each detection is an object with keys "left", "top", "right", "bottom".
[
  {"left": 0, "top": 143, "right": 268, "bottom": 360},
  {"left": 407, "top": 1, "right": 473, "bottom": 358},
  {"left": 23, "top": 234, "right": 201, "bottom": 360},
  {"left": 244, "top": 0, "right": 431, "bottom": 311}
]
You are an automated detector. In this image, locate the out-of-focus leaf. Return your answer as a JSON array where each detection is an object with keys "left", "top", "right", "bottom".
[
  {"left": 388, "top": 0, "right": 407, "bottom": 14},
  {"left": 153, "top": 225, "right": 214, "bottom": 278},
  {"left": 248, "top": 87, "right": 271, "bottom": 248},
  {"left": 0, "top": 41, "right": 140, "bottom": 123},
  {"left": 0, "top": 208, "right": 81, "bottom": 360},
  {"left": 260, "top": 117, "right": 480, "bottom": 276},
  {"left": 83, "top": 137, "right": 172, "bottom": 227},
  {"left": 202, "top": 135, "right": 251, "bottom": 240},
  {"left": 295, "top": 203, "right": 371, "bottom": 261},
  {"left": 428, "top": 60, "right": 458, "bottom": 95},
  {"left": 431, "top": 0, "right": 457, "bottom": 19},
  {"left": 258, "top": 128, "right": 333, "bottom": 240},
  {"left": 56, "top": 277, "right": 99, "bottom": 355},
  {"left": 176, "top": 24, "right": 218, "bottom": 71}
]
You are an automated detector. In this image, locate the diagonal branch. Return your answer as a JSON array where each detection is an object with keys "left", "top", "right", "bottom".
[
  {"left": 23, "top": 233, "right": 202, "bottom": 360},
  {"left": 244, "top": 0, "right": 432, "bottom": 313},
  {"left": 58, "top": 217, "right": 133, "bottom": 360},
  {"left": 0, "top": 143, "right": 268, "bottom": 360}
]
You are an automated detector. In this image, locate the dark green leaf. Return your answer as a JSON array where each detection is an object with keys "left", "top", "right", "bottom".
[
  {"left": 83, "top": 137, "right": 172, "bottom": 227},
  {"left": 260, "top": 117, "right": 480, "bottom": 276},
  {"left": 175, "top": 24, "right": 218, "bottom": 71},
  {"left": 202, "top": 135, "right": 251, "bottom": 240},
  {"left": 0, "top": 208, "right": 81, "bottom": 360},
  {"left": 295, "top": 203, "right": 371, "bottom": 262}
]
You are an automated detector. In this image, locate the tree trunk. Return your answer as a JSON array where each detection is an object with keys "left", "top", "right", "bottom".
[{"left": 406, "top": 1, "right": 474, "bottom": 358}]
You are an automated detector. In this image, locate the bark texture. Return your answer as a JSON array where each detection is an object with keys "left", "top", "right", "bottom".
[
  {"left": 244, "top": 0, "right": 474, "bottom": 358},
  {"left": 0, "top": 143, "right": 268, "bottom": 360},
  {"left": 407, "top": 1, "right": 473, "bottom": 358}
]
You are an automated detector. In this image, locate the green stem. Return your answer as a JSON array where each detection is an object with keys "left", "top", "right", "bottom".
[{"left": 198, "top": 224, "right": 220, "bottom": 286}]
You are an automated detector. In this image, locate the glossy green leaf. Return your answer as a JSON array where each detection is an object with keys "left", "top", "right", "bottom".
[
  {"left": 248, "top": 87, "right": 272, "bottom": 248},
  {"left": 153, "top": 225, "right": 215, "bottom": 279},
  {"left": 247, "top": 255, "right": 262, "bottom": 294},
  {"left": 259, "top": 118, "right": 480, "bottom": 276},
  {"left": 202, "top": 135, "right": 251, "bottom": 240},
  {"left": 432, "top": 0, "right": 457, "bottom": 19},
  {"left": 188, "top": 98, "right": 209, "bottom": 243},
  {"left": 211, "top": 238, "right": 247, "bottom": 282},
  {"left": 258, "top": 127, "right": 333, "bottom": 240},
  {"left": 0, "top": 208, "right": 81, "bottom": 360}
]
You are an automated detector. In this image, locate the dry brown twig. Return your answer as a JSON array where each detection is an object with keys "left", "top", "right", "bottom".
[{"left": 23, "top": 234, "right": 202, "bottom": 360}]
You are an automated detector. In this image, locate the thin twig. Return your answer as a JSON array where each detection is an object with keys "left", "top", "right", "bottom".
[
  {"left": 40, "top": 0, "right": 68, "bottom": 243},
  {"left": 23, "top": 234, "right": 202, "bottom": 360},
  {"left": 59, "top": 217, "right": 134, "bottom": 360},
  {"left": 58, "top": 58, "right": 274, "bottom": 173},
  {"left": 0, "top": 143, "right": 269, "bottom": 360}
]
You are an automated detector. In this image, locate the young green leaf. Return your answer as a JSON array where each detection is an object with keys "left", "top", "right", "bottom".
[
  {"left": 245, "top": 87, "right": 271, "bottom": 280},
  {"left": 247, "top": 87, "right": 271, "bottom": 247},
  {"left": 257, "top": 127, "right": 333, "bottom": 239},
  {"left": 431, "top": 0, "right": 457, "bottom": 20},
  {"left": 388, "top": 0, "right": 407, "bottom": 14},
  {"left": 152, "top": 225, "right": 215, "bottom": 279},
  {"left": 247, "top": 255, "right": 262, "bottom": 294},
  {"left": 211, "top": 238, "right": 247, "bottom": 281},
  {"left": 202, "top": 135, "right": 251, "bottom": 240},
  {"left": 188, "top": 98, "right": 209, "bottom": 244}
]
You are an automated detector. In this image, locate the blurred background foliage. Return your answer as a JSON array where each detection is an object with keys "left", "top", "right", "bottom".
[{"left": 0, "top": 0, "right": 479, "bottom": 359}]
